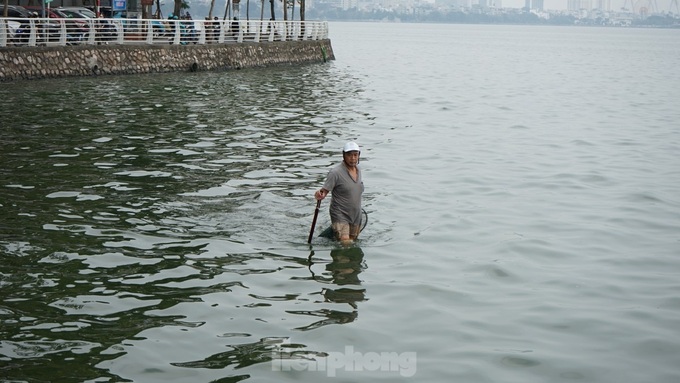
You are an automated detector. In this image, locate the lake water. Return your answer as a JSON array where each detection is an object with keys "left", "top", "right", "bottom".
[{"left": 1, "top": 22, "right": 680, "bottom": 382}]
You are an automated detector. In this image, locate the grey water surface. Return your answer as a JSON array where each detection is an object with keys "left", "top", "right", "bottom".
[{"left": 1, "top": 22, "right": 680, "bottom": 382}]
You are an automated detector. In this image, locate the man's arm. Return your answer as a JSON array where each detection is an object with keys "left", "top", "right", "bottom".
[{"left": 315, "top": 188, "right": 329, "bottom": 200}]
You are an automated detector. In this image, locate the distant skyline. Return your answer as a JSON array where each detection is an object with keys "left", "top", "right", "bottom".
[
  {"left": 498, "top": 0, "right": 677, "bottom": 11},
  {"left": 180, "top": 0, "right": 679, "bottom": 14},
  {"left": 182, "top": 0, "right": 678, "bottom": 13},
  {"left": 164, "top": 0, "right": 679, "bottom": 17}
]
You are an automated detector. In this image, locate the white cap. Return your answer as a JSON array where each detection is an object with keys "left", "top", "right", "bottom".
[{"left": 343, "top": 141, "right": 360, "bottom": 153}]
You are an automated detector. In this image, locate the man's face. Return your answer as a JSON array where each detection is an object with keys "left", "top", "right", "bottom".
[{"left": 343, "top": 151, "right": 360, "bottom": 167}]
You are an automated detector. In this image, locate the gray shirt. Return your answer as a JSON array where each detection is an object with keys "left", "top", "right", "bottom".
[{"left": 323, "top": 162, "right": 364, "bottom": 225}]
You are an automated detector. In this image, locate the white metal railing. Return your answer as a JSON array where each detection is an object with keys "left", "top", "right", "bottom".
[{"left": 0, "top": 17, "right": 329, "bottom": 47}]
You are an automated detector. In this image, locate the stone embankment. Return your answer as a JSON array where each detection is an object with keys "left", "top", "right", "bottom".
[{"left": 0, "top": 40, "right": 334, "bottom": 82}]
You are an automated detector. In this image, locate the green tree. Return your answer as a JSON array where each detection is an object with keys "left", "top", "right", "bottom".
[{"left": 173, "top": 0, "right": 190, "bottom": 17}]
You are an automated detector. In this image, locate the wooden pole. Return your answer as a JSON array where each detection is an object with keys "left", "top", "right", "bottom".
[{"left": 307, "top": 199, "right": 321, "bottom": 244}]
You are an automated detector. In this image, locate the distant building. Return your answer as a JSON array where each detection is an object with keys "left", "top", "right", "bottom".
[
  {"left": 474, "top": 0, "right": 502, "bottom": 8},
  {"left": 568, "top": 0, "right": 592, "bottom": 10},
  {"left": 436, "top": 0, "right": 472, "bottom": 8},
  {"left": 341, "top": 0, "right": 359, "bottom": 9},
  {"left": 596, "top": 0, "right": 610, "bottom": 11},
  {"left": 524, "top": 0, "right": 544, "bottom": 10}
]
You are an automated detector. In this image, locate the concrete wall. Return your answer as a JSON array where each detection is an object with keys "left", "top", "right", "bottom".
[{"left": 0, "top": 40, "right": 335, "bottom": 82}]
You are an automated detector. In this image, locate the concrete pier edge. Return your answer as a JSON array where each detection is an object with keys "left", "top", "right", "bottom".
[{"left": 0, "top": 39, "right": 335, "bottom": 82}]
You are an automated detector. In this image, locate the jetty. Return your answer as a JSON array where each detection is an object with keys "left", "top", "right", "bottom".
[{"left": 0, "top": 18, "right": 334, "bottom": 81}]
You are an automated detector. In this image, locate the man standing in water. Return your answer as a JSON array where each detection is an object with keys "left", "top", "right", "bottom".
[{"left": 315, "top": 142, "right": 364, "bottom": 244}]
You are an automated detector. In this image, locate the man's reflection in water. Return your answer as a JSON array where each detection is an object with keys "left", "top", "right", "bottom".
[
  {"left": 174, "top": 249, "right": 367, "bottom": 368},
  {"left": 326, "top": 247, "right": 365, "bottom": 283},
  {"left": 294, "top": 247, "right": 366, "bottom": 331}
]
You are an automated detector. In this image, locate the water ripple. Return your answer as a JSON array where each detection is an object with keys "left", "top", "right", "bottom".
[{"left": 2, "top": 23, "right": 680, "bottom": 383}]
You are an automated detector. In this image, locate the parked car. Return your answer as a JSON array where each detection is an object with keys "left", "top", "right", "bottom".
[
  {"left": 1, "top": 5, "right": 64, "bottom": 45},
  {"left": 21, "top": 6, "right": 61, "bottom": 19},
  {"left": 23, "top": 5, "right": 89, "bottom": 43},
  {"left": 0, "top": 5, "right": 32, "bottom": 44},
  {"left": 0, "top": 4, "right": 33, "bottom": 18},
  {"left": 56, "top": 7, "right": 119, "bottom": 43},
  {"left": 85, "top": 6, "right": 115, "bottom": 18},
  {"left": 56, "top": 7, "right": 97, "bottom": 19}
]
